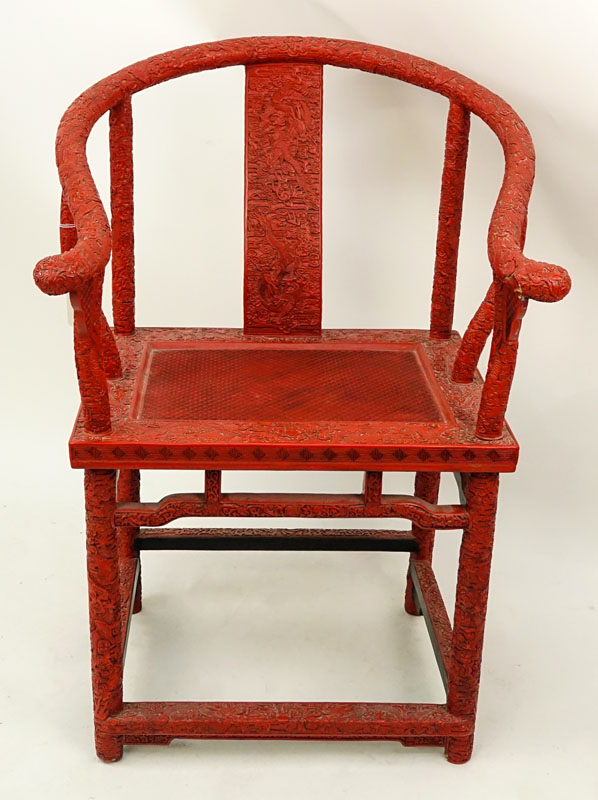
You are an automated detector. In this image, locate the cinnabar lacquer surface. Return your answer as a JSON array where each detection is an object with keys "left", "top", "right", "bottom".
[
  {"left": 34, "top": 37, "right": 570, "bottom": 765},
  {"left": 69, "top": 329, "right": 518, "bottom": 472}
]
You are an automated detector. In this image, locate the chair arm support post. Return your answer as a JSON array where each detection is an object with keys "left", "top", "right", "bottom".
[
  {"left": 58, "top": 194, "right": 120, "bottom": 433},
  {"left": 71, "top": 290, "right": 112, "bottom": 433},
  {"left": 475, "top": 283, "right": 528, "bottom": 439},
  {"left": 451, "top": 284, "right": 495, "bottom": 383},
  {"left": 110, "top": 96, "right": 136, "bottom": 335},
  {"left": 430, "top": 101, "right": 470, "bottom": 339},
  {"left": 454, "top": 213, "right": 568, "bottom": 429}
]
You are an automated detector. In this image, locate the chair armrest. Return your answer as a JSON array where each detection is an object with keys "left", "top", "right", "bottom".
[
  {"left": 507, "top": 253, "right": 571, "bottom": 303},
  {"left": 488, "top": 204, "right": 571, "bottom": 305},
  {"left": 33, "top": 229, "right": 111, "bottom": 296}
]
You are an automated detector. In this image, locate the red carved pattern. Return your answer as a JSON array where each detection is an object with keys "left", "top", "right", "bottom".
[
  {"left": 445, "top": 734, "right": 474, "bottom": 764},
  {"left": 123, "top": 735, "right": 174, "bottom": 746},
  {"left": 136, "top": 527, "right": 417, "bottom": 542},
  {"left": 62, "top": 198, "right": 120, "bottom": 433},
  {"left": 35, "top": 37, "right": 570, "bottom": 435},
  {"left": 114, "top": 492, "right": 469, "bottom": 529},
  {"left": 84, "top": 468, "right": 124, "bottom": 761},
  {"left": 95, "top": 288, "right": 122, "bottom": 380},
  {"left": 33, "top": 36, "right": 571, "bottom": 765},
  {"left": 476, "top": 285, "right": 528, "bottom": 439},
  {"left": 245, "top": 63, "right": 322, "bottom": 335},
  {"left": 62, "top": 198, "right": 110, "bottom": 434},
  {"left": 33, "top": 36, "right": 570, "bottom": 303},
  {"left": 68, "top": 328, "right": 519, "bottom": 471},
  {"left": 363, "top": 471, "right": 383, "bottom": 506},
  {"left": 72, "top": 446, "right": 515, "bottom": 471},
  {"left": 412, "top": 472, "right": 441, "bottom": 561},
  {"left": 107, "top": 701, "right": 469, "bottom": 738},
  {"left": 405, "top": 471, "right": 440, "bottom": 615},
  {"left": 453, "top": 280, "right": 528, "bottom": 438},
  {"left": 121, "top": 732, "right": 444, "bottom": 748},
  {"left": 452, "top": 284, "right": 495, "bottom": 383},
  {"left": 430, "top": 101, "right": 470, "bottom": 338},
  {"left": 401, "top": 736, "right": 446, "bottom": 748},
  {"left": 116, "top": 469, "right": 140, "bottom": 557},
  {"left": 71, "top": 287, "right": 112, "bottom": 434},
  {"left": 204, "top": 469, "right": 221, "bottom": 506},
  {"left": 109, "top": 97, "right": 135, "bottom": 335},
  {"left": 118, "top": 558, "right": 138, "bottom": 645},
  {"left": 117, "top": 469, "right": 141, "bottom": 613},
  {"left": 34, "top": 38, "right": 570, "bottom": 435},
  {"left": 411, "top": 561, "right": 453, "bottom": 667},
  {"left": 445, "top": 471, "right": 499, "bottom": 762},
  {"left": 72, "top": 441, "right": 515, "bottom": 471},
  {"left": 59, "top": 192, "right": 77, "bottom": 252}
]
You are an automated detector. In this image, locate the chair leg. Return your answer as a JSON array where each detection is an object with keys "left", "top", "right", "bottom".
[
  {"left": 445, "top": 472, "right": 499, "bottom": 764},
  {"left": 85, "top": 468, "right": 124, "bottom": 762},
  {"left": 117, "top": 468, "right": 142, "bottom": 613},
  {"left": 444, "top": 734, "right": 474, "bottom": 764},
  {"left": 404, "top": 472, "right": 440, "bottom": 615}
]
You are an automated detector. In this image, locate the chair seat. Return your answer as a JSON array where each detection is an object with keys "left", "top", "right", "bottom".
[{"left": 69, "top": 327, "right": 518, "bottom": 472}]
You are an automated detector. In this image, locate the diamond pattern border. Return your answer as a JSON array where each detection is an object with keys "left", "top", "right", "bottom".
[{"left": 74, "top": 443, "right": 516, "bottom": 468}]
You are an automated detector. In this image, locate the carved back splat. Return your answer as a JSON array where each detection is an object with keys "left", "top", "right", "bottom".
[{"left": 244, "top": 63, "right": 323, "bottom": 335}]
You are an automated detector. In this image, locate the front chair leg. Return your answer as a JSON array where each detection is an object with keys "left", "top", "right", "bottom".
[
  {"left": 85, "top": 468, "right": 124, "bottom": 762},
  {"left": 445, "top": 472, "right": 499, "bottom": 764},
  {"left": 405, "top": 471, "right": 440, "bottom": 615}
]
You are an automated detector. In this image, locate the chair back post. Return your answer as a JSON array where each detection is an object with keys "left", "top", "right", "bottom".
[
  {"left": 429, "top": 100, "right": 470, "bottom": 339},
  {"left": 109, "top": 95, "right": 135, "bottom": 335}
]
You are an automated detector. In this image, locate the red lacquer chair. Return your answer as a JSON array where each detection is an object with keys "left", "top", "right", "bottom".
[{"left": 34, "top": 37, "right": 570, "bottom": 763}]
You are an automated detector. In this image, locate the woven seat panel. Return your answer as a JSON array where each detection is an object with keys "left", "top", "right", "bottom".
[{"left": 136, "top": 346, "right": 443, "bottom": 422}]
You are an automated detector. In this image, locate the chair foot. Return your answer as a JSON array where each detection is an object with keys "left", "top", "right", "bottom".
[
  {"left": 444, "top": 734, "right": 474, "bottom": 764},
  {"left": 404, "top": 574, "right": 421, "bottom": 616},
  {"left": 95, "top": 728, "right": 123, "bottom": 762}
]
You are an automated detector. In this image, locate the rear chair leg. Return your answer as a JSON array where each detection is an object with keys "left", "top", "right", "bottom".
[
  {"left": 444, "top": 472, "right": 499, "bottom": 764},
  {"left": 444, "top": 734, "right": 475, "bottom": 764},
  {"left": 85, "top": 469, "right": 124, "bottom": 762},
  {"left": 405, "top": 472, "right": 440, "bottom": 615},
  {"left": 117, "top": 468, "right": 142, "bottom": 613}
]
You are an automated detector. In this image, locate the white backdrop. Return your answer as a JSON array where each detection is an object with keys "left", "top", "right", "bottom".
[{"left": 2, "top": 2, "right": 597, "bottom": 798}]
